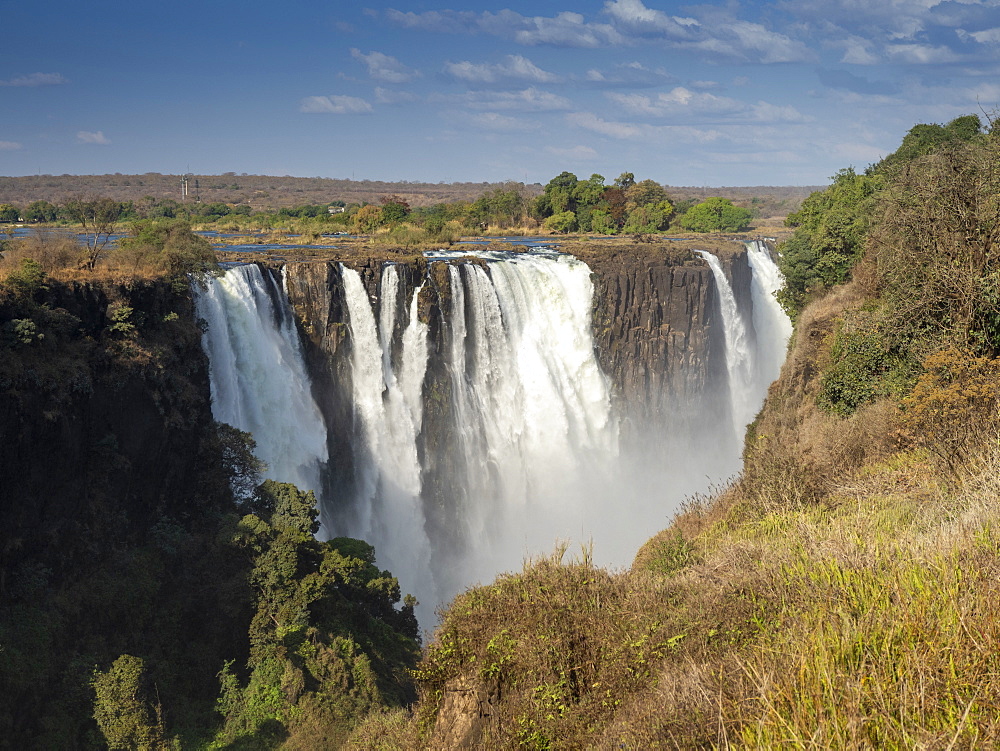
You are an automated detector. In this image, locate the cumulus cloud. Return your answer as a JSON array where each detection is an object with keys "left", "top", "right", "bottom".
[
  {"left": 885, "top": 43, "right": 962, "bottom": 63},
  {"left": 0, "top": 140, "right": 22, "bottom": 150},
  {"left": 606, "top": 87, "right": 811, "bottom": 123},
  {"left": 582, "top": 61, "right": 676, "bottom": 88},
  {"left": 461, "top": 88, "right": 572, "bottom": 112},
  {"left": 444, "top": 55, "right": 560, "bottom": 84},
  {"left": 838, "top": 36, "right": 881, "bottom": 65},
  {"left": 680, "top": 19, "right": 815, "bottom": 63},
  {"left": 0, "top": 72, "right": 68, "bottom": 87},
  {"left": 350, "top": 48, "right": 420, "bottom": 83},
  {"left": 374, "top": 87, "right": 418, "bottom": 104},
  {"left": 466, "top": 111, "right": 540, "bottom": 132},
  {"left": 77, "top": 131, "right": 110, "bottom": 145},
  {"left": 566, "top": 112, "right": 644, "bottom": 139},
  {"left": 386, "top": 8, "right": 623, "bottom": 47},
  {"left": 602, "top": 0, "right": 699, "bottom": 39},
  {"left": 299, "top": 95, "right": 373, "bottom": 114},
  {"left": 966, "top": 27, "right": 1000, "bottom": 44}
]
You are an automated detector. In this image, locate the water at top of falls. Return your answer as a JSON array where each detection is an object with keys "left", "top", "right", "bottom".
[{"left": 192, "top": 263, "right": 328, "bottom": 512}]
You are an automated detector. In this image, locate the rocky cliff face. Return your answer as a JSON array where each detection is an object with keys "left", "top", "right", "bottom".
[
  {"left": 282, "top": 242, "right": 745, "bottom": 448},
  {"left": 0, "top": 279, "right": 220, "bottom": 590}
]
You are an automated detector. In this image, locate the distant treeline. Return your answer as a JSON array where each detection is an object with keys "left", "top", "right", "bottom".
[{"left": 0, "top": 172, "right": 818, "bottom": 218}]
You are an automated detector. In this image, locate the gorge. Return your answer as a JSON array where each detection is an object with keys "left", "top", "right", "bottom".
[{"left": 193, "top": 239, "right": 791, "bottom": 626}]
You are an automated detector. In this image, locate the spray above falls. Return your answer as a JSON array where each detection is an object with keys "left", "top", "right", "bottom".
[{"left": 195, "top": 244, "right": 792, "bottom": 626}]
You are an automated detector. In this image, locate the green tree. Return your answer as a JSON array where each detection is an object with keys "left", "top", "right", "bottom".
[
  {"left": 778, "top": 168, "right": 880, "bottom": 316},
  {"left": 23, "top": 200, "right": 58, "bottom": 223},
  {"left": 0, "top": 203, "right": 20, "bottom": 223},
  {"left": 544, "top": 210, "right": 577, "bottom": 233},
  {"left": 92, "top": 655, "right": 170, "bottom": 751},
  {"left": 679, "top": 197, "right": 753, "bottom": 233},
  {"left": 118, "top": 218, "right": 217, "bottom": 277},
  {"left": 379, "top": 195, "right": 411, "bottom": 225}
]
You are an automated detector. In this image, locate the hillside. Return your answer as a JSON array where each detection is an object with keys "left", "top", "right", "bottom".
[{"left": 0, "top": 173, "right": 820, "bottom": 217}]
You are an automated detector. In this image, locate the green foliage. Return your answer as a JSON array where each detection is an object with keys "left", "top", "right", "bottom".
[
  {"left": 2, "top": 257, "right": 47, "bottom": 299},
  {"left": 92, "top": 654, "right": 171, "bottom": 750},
  {"left": 778, "top": 168, "right": 880, "bottom": 317},
  {"left": 871, "top": 114, "right": 984, "bottom": 172},
  {"left": 215, "top": 480, "right": 420, "bottom": 747},
  {"left": 119, "top": 218, "right": 218, "bottom": 278},
  {"left": 0, "top": 202, "right": 19, "bottom": 223},
  {"left": 543, "top": 210, "right": 577, "bottom": 233},
  {"left": 678, "top": 197, "right": 753, "bottom": 233},
  {"left": 817, "top": 314, "right": 916, "bottom": 416},
  {"left": 108, "top": 303, "right": 138, "bottom": 337}
]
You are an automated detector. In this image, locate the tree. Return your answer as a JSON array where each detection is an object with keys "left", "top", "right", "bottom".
[
  {"left": 353, "top": 204, "right": 384, "bottom": 233},
  {"left": 92, "top": 655, "right": 170, "bottom": 751},
  {"left": 22, "top": 200, "right": 57, "bottom": 223},
  {"left": 118, "top": 218, "right": 218, "bottom": 277},
  {"left": 679, "top": 197, "right": 753, "bottom": 233},
  {"left": 0, "top": 203, "right": 20, "bottom": 223},
  {"left": 64, "top": 197, "right": 126, "bottom": 270},
  {"left": 380, "top": 195, "right": 411, "bottom": 225},
  {"left": 778, "top": 168, "right": 880, "bottom": 315}
]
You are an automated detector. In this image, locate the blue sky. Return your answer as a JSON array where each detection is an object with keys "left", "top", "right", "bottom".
[{"left": 2, "top": 0, "right": 998, "bottom": 186}]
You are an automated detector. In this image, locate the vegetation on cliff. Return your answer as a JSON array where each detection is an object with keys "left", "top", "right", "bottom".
[
  {"left": 0, "top": 268, "right": 419, "bottom": 747},
  {"left": 352, "top": 114, "right": 1000, "bottom": 748}
]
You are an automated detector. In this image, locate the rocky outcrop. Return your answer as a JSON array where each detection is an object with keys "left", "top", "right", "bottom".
[{"left": 0, "top": 279, "right": 219, "bottom": 589}]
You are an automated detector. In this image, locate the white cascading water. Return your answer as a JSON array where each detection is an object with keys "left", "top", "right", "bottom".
[
  {"left": 746, "top": 240, "right": 793, "bottom": 400},
  {"left": 437, "top": 251, "right": 618, "bottom": 602},
  {"left": 696, "top": 250, "right": 756, "bottom": 443},
  {"left": 192, "top": 264, "right": 328, "bottom": 516},
  {"left": 339, "top": 264, "right": 436, "bottom": 611},
  {"left": 194, "top": 246, "right": 791, "bottom": 628}
]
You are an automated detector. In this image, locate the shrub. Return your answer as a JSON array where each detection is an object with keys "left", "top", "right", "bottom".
[{"left": 901, "top": 347, "right": 1000, "bottom": 473}]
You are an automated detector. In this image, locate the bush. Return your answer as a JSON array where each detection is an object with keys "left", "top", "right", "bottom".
[{"left": 901, "top": 348, "right": 1000, "bottom": 473}]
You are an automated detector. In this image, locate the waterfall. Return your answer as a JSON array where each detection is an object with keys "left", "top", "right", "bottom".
[
  {"left": 192, "top": 264, "right": 328, "bottom": 515},
  {"left": 747, "top": 240, "right": 793, "bottom": 398},
  {"left": 697, "top": 244, "right": 792, "bottom": 446},
  {"left": 436, "top": 252, "right": 618, "bottom": 601},
  {"left": 339, "top": 264, "right": 436, "bottom": 611},
  {"left": 194, "top": 247, "right": 793, "bottom": 628},
  {"left": 696, "top": 250, "right": 756, "bottom": 443}
]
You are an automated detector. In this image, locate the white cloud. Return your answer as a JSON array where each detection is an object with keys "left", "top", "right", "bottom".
[
  {"left": 606, "top": 88, "right": 812, "bottom": 124},
  {"left": 350, "top": 48, "right": 420, "bottom": 83},
  {"left": 444, "top": 55, "right": 560, "bottom": 84},
  {"left": 581, "top": 61, "right": 676, "bottom": 87},
  {"left": 0, "top": 141, "right": 22, "bottom": 150},
  {"left": 386, "top": 8, "right": 623, "bottom": 47},
  {"left": 602, "top": 0, "right": 699, "bottom": 38},
  {"left": 681, "top": 20, "right": 815, "bottom": 63},
  {"left": 77, "top": 131, "right": 110, "bottom": 145},
  {"left": 968, "top": 27, "right": 1000, "bottom": 44},
  {"left": 466, "top": 112, "right": 540, "bottom": 132},
  {"left": 0, "top": 72, "right": 68, "bottom": 87},
  {"left": 374, "top": 87, "right": 418, "bottom": 104},
  {"left": 886, "top": 43, "right": 962, "bottom": 63},
  {"left": 839, "top": 35, "right": 881, "bottom": 64},
  {"left": 462, "top": 88, "right": 572, "bottom": 112},
  {"left": 566, "top": 112, "right": 644, "bottom": 139},
  {"left": 299, "top": 95, "right": 373, "bottom": 114}
]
